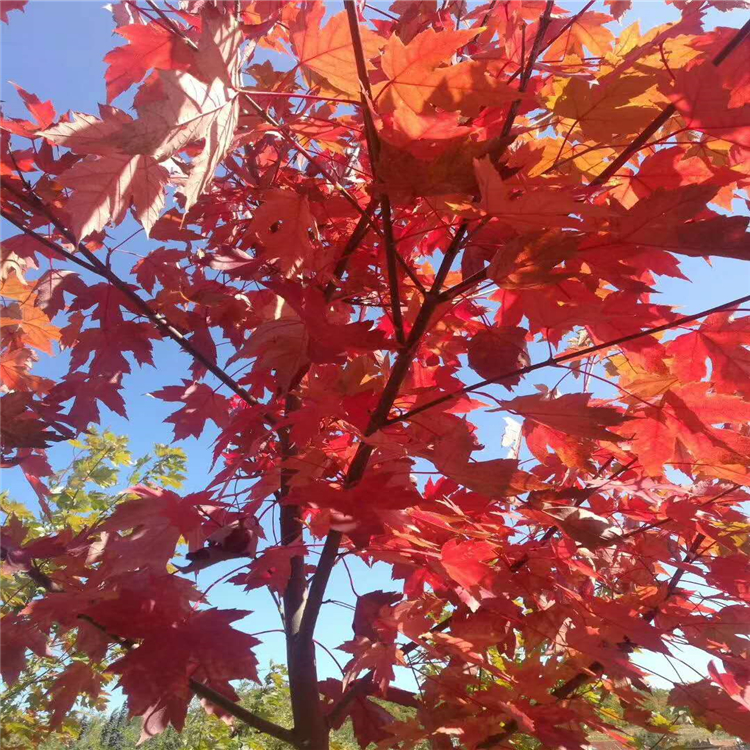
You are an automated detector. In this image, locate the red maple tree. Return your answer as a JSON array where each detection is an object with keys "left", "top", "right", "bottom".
[{"left": 2, "top": 1, "right": 750, "bottom": 748}]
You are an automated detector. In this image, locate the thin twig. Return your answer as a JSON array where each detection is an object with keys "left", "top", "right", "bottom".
[
  {"left": 189, "top": 680, "right": 297, "bottom": 744},
  {"left": 386, "top": 291, "right": 750, "bottom": 426}
]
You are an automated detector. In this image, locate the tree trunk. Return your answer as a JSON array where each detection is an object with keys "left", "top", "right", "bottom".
[
  {"left": 281, "top": 502, "right": 329, "bottom": 749},
  {"left": 280, "top": 401, "right": 329, "bottom": 750}
]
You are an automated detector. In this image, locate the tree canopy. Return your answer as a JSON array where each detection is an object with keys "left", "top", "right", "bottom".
[{"left": 1, "top": 1, "right": 750, "bottom": 749}]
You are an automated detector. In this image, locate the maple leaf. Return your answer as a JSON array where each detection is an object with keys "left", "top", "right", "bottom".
[
  {"left": 374, "top": 27, "right": 479, "bottom": 114},
  {"left": 133, "top": 246, "right": 185, "bottom": 294},
  {"left": 71, "top": 571, "right": 201, "bottom": 643},
  {"left": 232, "top": 312, "right": 309, "bottom": 392},
  {"left": 436, "top": 457, "right": 550, "bottom": 498},
  {"left": 340, "top": 637, "right": 401, "bottom": 693},
  {"left": 541, "top": 506, "right": 623, "bottom": 550},
  {"left": 666, "top": 313, "right": 750, "bottom": 397},
  {"left": 34, "top": 269, "right": 87, "bottom": 319},
  {"left": 378, "top": 31, "right": 529, "bottom": 118},
  {"left": 109, "top": 608, "right": 259, "bottom": 737},
  {"left": 708, "top": 661, "right": 750, "bottom": 712},
  {"left": 105, "top": 23, "right": 193, "bottom": 102},
  {"left": 291, "top": 4, "right": 384, "bottom": 98},
  {"left": 0, "top": 613, "right": 50, "bottom": 686},
  {"left": 56, "top": 371, "right": 127, "bottom": 430},
  {"left": 605, "top": 0, "right": 632, "bottom": 21},
  {"left": 706, "top": 555, "right": 750, "bottom": 603},
  {"left": 265, "top": 283, "right": 391, "bottom": 363},
  {"left": 376, "top": 136, "right": 481, "bottom": 198},
  {"left": 551, "top": 75, "right": 660, "bottom": 143},
  {"left": 503, "top": 392, "right": 629, "bottom": 442},
  {"left": 691, "top": 27, "right": 750, "bottom": 110},
  {"left": 353, "top": 590, "right": 401, "bottom": 640},
  {"left": 440, "top": 538, "right": 495, "bottom": 590},
  {"left": 545, "top": 11, "right": 615, "bottom": 60},
  {"left": 430, "top": 61, "right": 534, "bottom": 117},
  {"left": 121, "top": 71, "right": 240, "bottom": 211},
  {"left": 0, "top": 272, "right": 60, "bottom": 354},
  {"left": 622, "top": 383, "right": 750, "bottom": 480},
  {"left": 230, "top": 543, "right": 307, "bottom": 595},
  {"left": 100, "top": 485, "right": 212, "bottom": 572},
  {"left": 38, "top": 109, "right": 134, "bottom": 155},
  {"left": 524, "top": 421, "right": 594, "bottom": 471},
  {"left": 467, "top": 326, "right": 529, "bottom": 387},
  {"left": 179, "top": 79, "right": 240, "bottom": 211},
  {"left": 0, "top": 348, "right": 45, "bottom": 392},
  {"left": 0, "top": 0, "right": 26, "bottom": 25},
  {"left": 48, "top": 663, "right": 104, "bottom": 729},
  {"left": 0, "top": 83, "right": 56, "bottom": 137},
  {"left": 378, "top": 107, "right": 472, "bottom": 159},
  {"left": 1, "top": 525, "right": 69, "bottom": 576},
  {"left": 0, "top": 393, "right": 66, "bottom": 451},
  {"left": 610, "top": 185, "right": 750, "bottom": 261},
  {"left": 57, "top": 153, "right": 169, "bottom": 240},
  {"left": 148, "top": 209, "right": 203, "bottom": 243},
  {"left": 670, "top": 680, "right": 750, "bottom": 741},
  {"left": 246, "top": 189, "right": 318, "bottom": 275},
  {"left": 179, "top": 516, "right": 262, "bottom": 574},
  {"left": 149, "top": 380, "right": 231, "bottom": 440},
  {"left": 40, "top": 13, "right": 242, "bottom": 232},
  {"left": 487, "top": 229, "right": 578, "bottom": 290},
  {"left": 667, "top": 58, "right": 750, "bottom": 152},
  {"left": 473, "top": 157, "right": 599, "bottom": 230},
  {"left": 619, "top": 145, "right": 726, "bottom": 201}
]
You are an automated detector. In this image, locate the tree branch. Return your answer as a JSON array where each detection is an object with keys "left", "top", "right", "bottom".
[
  {"left": 143, "top": 0, "right": 198, "bottom": 49},
  {"left": 8, "top": 557, "right": 296, "bottom": 746},
  {"left": 589, "top": 17, "right": 750, "bottom": 188},
  {"left": 277, "top": 396, "right": 328, "bottom": 746},
  {"left": 498, "top": 0, "right": 555, "bottom": 140},
  {"left": 386, "top": 291, "right": 750, "bottom": 426},
  {"left": 478, "top": 531, "right": 712, "bottom": 748},
  {"left": 324, "top": 198, "right": 377, "bottom": 301},
  {"left": 299, "top": 221, "right": 470, "bottom": 642},
  {"left": 0, "top": 212, "right": 100, "bottom": 275},
  {"left": 1, "top": 198, "right": 273, "bottom": 424},
  {"left": 379, "top": 194, "right": 406, "bottom": 346},
  {"left": 344, "top": 0, "right": 405, "bottom": 345},
  {"left": 189, "top": 680, "right": 298, "bottom": 746},
  {"left": 439, "top": 266, "right": 488, "bottom": 302}
]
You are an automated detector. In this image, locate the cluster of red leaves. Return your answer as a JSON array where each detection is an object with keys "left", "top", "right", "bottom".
[{"left": 2, "top": 0, "right": 750, "bottom": 748}]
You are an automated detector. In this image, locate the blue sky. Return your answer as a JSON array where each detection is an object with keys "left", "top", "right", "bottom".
[{"left": 2, "top": 0, "right": 749, "bottom": 696}]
